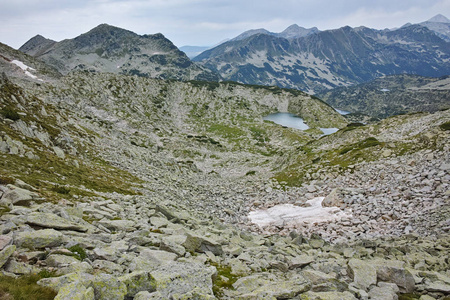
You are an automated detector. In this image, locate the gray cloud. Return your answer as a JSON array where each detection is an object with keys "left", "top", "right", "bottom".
[{"left": 1, "top": 0, "right": 449, "bottom": 49}]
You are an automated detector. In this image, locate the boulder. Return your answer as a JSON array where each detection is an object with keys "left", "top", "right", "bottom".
[
  {"left": 348, "top": 258, "right": 377, "bottom": 291},
  {"left": 231, "top": 273, "right": 310, "bottom": 299},
  {"left": 130, "top": 249, "right": 177, "bottom": 272},
  {"left": 375, "top": 261, "right": 415, "bottom": 293},
  {"left": 0, "top": 185, "right": 40, "bottom": 206},
  {"left": 322, "top": 188, "right": 344, "bottom": 207},
  {"left": 0, "top": 235, "right": 13, "bottom": 250},
  {"left": 26, "top": 212, "right": 88, "bottom": 232},
  {"left": 118, "top": 271, "right": 156, "bottom": 299},
  {"left": 91, "top": 273, "right": 127, "bottom": 300},
  {"left": 98, "top": 219, "right": 135, "bottom": 232},
  {"left": 0, "top": 245, "right": 16, "bottom": 268},
  {"left": 45, "top": 254, "right": 80, "bottom": 267},
  {"left": 182, "top": 232, "right": 223, "bottom": 256},
  {"left": 149, "top": 261, "right": 216, "bottom": 299},
  {"left": 288, "top": 255, "right": 315, "bottom": 269},
  {"left": 15, "top": 229, "right": 64, "bottom": 249},
  {"left": 54, "top": 281, "right": 94, "bottom": 300}
]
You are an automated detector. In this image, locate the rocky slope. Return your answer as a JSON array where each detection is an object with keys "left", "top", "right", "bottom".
[
  {"left": 19, "top": 24, "right": 219, "bottom": 82},
  {"left": 317, "top": 74, "right": 450, "bottom": 120},
  {"left": 194, "top": 22, "right": 450, "bottom": 94},
  {"left": 0, "top": 42, "right": 449, "bottom": 299}
]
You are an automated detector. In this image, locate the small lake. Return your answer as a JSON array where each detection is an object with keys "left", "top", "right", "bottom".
[
  {"left": 263, "top": 112, "right": 339, "bottom": 136},
  {"left": 263, "top": 113, "right": 309, "bottom": 130}
]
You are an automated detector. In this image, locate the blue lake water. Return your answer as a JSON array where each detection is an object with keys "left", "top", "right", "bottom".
[
  {"left": 263, "top": 113, "right": 309, "bottom": 130},
  {"left": 263, "top": 112, "right": 339, "bottom": 136}
]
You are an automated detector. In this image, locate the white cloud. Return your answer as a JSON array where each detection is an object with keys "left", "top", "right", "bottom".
[{"left": 0, "top": 0, "right": 449, "bottom": 49}]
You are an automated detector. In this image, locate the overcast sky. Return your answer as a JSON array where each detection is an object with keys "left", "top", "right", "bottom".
[{"left": 1, "top": 0, "right": 449, "bottom": 49}]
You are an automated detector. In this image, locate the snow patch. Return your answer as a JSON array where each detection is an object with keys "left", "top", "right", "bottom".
[
  {"left": 248, "top": 197, "right": 351, "bottom": 227},
  {"left": 11, "top": 60, "right": 43, "bottom": 81}
]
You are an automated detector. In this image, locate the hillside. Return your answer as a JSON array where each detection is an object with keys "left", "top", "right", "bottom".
[
  {"left": 0, "top": 40, "right": 449, "bottom": 299},
  {"left": 19, "top": 24, "right": 219, "bottom": 81},
  {"left": 317, "top": 74, "right": 450, "bottom": 119}
]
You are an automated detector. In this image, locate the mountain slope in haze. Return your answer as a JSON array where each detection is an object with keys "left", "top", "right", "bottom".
[
  {"left": 19, "top": 24, "right": 219, "bottom": 81},
  {"left": 418, "top": 14, "right": 450, "bottom": 41},
  {"left": 194, "top": 20, "right": 450, "bottom": 94},
  {"left": 317, "top": 74, "right": 450, "bottom": 119},
  {"left": 230, "top": 24, "right": 319, "bottom": 42},
  {"left": 0, "top": 42, "right": 61, "bottom": 81}
]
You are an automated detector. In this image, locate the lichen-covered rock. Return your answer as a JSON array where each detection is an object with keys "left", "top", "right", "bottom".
[
  {"left": 300, "top": 291, "right": 358, "bottom": 300},
  {"left": 38, "top": 272, "right": 94, "bottom": 292},
  {"left": 15, "top": 229, "right": 64, "bottom": 249},
  {"left": 92, "top": 273, "right": 127, "bottom": 300},
  {"left": 45, "top": 254, "right": 80, "bottom": 267},
  {"left": 98, "top": 219, "right": 136, "bottom": 232},
  {"left": 231, "top": 273, "right": 310, "bottom": 299},
  {"left": 54, "top": 281, "right": 94, "bottom": 300},
  {"left": 119, "top": 271, "right": 156, "bottom": 298},
  {"left": 0, "top": 244, "right": 15, "bottom": 268},
  {"left": 375, "top": 260, "right": 415, "bottom": 293},
  {"left": 149, "top": 261, "right": 216, "bottom": 299},
  {"left": 26, "top": 212, "right": 88, "bottom": 232},
  {"left": 182, "top": 232, "right": 223, "bottom": 256},
  {"left": 0, "top": 185, "right": 40, "bottom": 206},
  {"left": 0, "top": 235, "right": 13, "bottom": 250},
  {"left": 4, "top": 259, "right": 40, "bottom": 274},
  {"left": 130, "top": 249, "right": 177, "bottom": 272},
  {"left": 348, "top": 258, "right": 377, "bottom": 291}
]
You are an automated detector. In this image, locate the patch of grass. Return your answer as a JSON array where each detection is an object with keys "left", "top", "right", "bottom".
[
  {"left": 210, "top": 262, "right": 240, "bottom": 299},
  {"left": 207, "top": 124, "right": 245, "bottom": 140},
  {"left": 339, "top": 137, "right": 381, "bottom": 155},
  {"left": 51, "top": 185, "right": 70, "bottom": 195},
  {"left": 439, "top": 121, "right": 450, "bottom": 131},
  {"left": 0, "top": 271, "right": 58, "bottom": 300},
  {"left": 0, "top": 176, "right": 14, "bottom": 185},
  {"left": 0, "top": 107, "right": 20, "bottom": 121},
  {"left": 245, "top": 170, "right": 256, "bottom": 176},
  {"left": 68, "top": 244, "right": 87, "bottom": 261}
]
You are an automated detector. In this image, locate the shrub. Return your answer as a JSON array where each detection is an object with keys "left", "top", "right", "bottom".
[
  {"left": 68, "top": 244, "right": 87, "bottom": 260},
  {"left": 0, "top": 107, "right": 20, "bottom": 121},
  {"left": 51, "top": 185, "right": 70, "bottom": 195},
  {"left": 0, "top": 176, "right": 14, "bottom": 185},
  {"left": 439, "top": 121, "right": 450, "bottom": 131}
]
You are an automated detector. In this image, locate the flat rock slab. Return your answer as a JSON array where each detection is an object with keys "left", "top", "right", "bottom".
[
  {"left": 26, "top": 212, "right": 88, "bottom": 232},
  {"left": 15, "top": 229, "right": 64, "bottom": 249}
]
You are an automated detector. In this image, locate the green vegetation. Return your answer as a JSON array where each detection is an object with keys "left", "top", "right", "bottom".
[
  {"left": 0, "top": 107, "right": 20, "bottom": 121},
  {"left": 0, "top": 176, "right": 14, "bottom": 185},
  {"left": 439, "top": 121, "right": 450, "bottom": 131},
  {"left": 51, "top": 185, "right": 71, "bottom": 195},
  {"left": 207, "top": 124, "right": 245, "bottom": 140},
  {"left": 68, "top": 244, "right": 87, "bottom": 261},
  {"left": 339, "top": 137, "right": 381, "bottom": 155},
  {"left": 210, "top": 262, "right": 240, "bottom": 299},
  {"left": 0, "top": 271, "right": 57, "bottom": 300},
  {"left": 245, "top": 170, "right": 256, "bottom": 176}
]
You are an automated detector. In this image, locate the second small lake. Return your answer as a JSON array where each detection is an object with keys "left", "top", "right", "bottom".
[{"left": 263, "top": 112, "right": 339, "bottom": 136}]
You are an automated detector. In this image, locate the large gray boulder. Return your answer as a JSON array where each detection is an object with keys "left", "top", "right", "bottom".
[
  {"left": 348, "top": 258, "right": 377, "bottom": 291},
  {"left": 26, "top": 212, "right": 88, "bottom": 232},
  {"left": 0, "top": 185, "right": 40, "bottom": 206},
  {"left": 15, "top": 229, "right": 64, "bottom": 249},
  {"left": 0, "top": 245, "right": 16, "bottom": 268}
]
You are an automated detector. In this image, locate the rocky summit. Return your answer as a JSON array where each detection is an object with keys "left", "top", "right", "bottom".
[{"left": 0, "top": 29, "right": 449, "bottom": 300}]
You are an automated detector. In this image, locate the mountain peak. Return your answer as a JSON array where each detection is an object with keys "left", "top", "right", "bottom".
[{"left": 427, "top": 14, "right": 450, "bottom": 23}]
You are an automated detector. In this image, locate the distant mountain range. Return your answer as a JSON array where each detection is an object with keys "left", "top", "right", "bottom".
[
  {"left": 193, "top": 15, "right": 450, "bottom": 94},
  {"left": 19, "top": 24, "right": 219, "bottom": 82}
]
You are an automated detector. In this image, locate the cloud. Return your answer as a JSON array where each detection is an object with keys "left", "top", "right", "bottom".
[{"left": 1, "top": 0, "right": 449, "bottom": 49}]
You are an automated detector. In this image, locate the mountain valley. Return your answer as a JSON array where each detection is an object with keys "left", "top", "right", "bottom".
[{"left": 0, "top": 19, "right": 449, "bottom": 300}]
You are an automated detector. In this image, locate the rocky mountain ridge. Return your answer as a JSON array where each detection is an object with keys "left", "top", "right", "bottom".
[
  {"left": 19, "top": 24, "right": 219, "bottom": 82},
  {"left": 194, "top": 20, "right": 450, "bottom": 94},
  {"left": 317, "top": 74, "right": 450, "bottom": 120},
  {"left": 0, "top": 38, "right": 449, "bottom": 300}
]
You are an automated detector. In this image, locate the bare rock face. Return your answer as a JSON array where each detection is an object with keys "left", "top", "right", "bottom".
[{"left": 322, "top": 188, "right": 344, "bottom": 208}]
